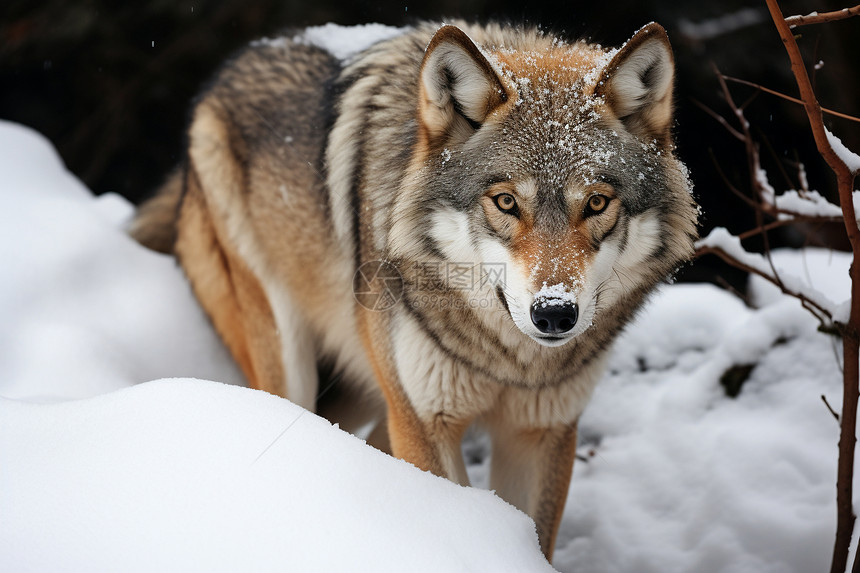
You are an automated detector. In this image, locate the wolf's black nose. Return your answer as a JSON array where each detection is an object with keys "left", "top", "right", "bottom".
[{"left": 531, "top": 300, "right": 578, "bottom": 334}]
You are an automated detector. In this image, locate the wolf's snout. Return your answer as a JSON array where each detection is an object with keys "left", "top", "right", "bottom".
[{"left": 530, "top": 300, "right": 578, "bottom": 335}]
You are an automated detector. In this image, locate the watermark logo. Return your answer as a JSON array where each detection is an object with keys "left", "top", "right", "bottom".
[
  {"left": 478, "top": 263, "right": 506, "bottom": 289},
  {"left": 353, "top": 260, "right": 404, "bottom": 311},
  {"left": 353, "top": 260, "right": 506, "bottom": 311},
  {"left": 410, "top": 262, "right": 506, "bottom": 291}
]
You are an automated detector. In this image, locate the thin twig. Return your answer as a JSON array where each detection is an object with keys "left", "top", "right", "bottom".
[
  {"left": 758, "top": 127, "right": 799, "bottom": 193},
  {"left": 824, "top": 395, "right": 841, "bottom": 422},
  {"left": 715, "top": 275, "right": 753, "bottom": 306},
  {"left": 736, "top": 216, "right": 842, "bottom": 240},
  {"left": 722, "top": 75, "right": 860, "bottom": 123},
  {"left": 693, "top": 99, "right": 746, "bottom": 141},
  {"left": 706, "top": 149, "right": 760, "bottom": 209},
  {"left": 739, "top": 90, "right": 761, "bottom": 112},
  {"left": 736, "top": 220, "right": 797, "bottom": 240}
]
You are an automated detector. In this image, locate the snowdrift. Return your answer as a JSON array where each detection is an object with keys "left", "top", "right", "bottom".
[{"left": 1, "top": 379, "right": 553, "bottom": 572}]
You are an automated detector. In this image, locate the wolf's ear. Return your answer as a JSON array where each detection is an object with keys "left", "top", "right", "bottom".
[
  {"left": 595, "top": 23, "right": 675, "bottom": 145},
  {"left": 419, "top": 25, "right": 508, "bottom": 144}
]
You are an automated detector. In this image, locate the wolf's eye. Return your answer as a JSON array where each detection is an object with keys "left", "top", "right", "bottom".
[
  {"left": 585, "top": 194, "right": 609, "bottom": 216},
  {"left": 493, "top": 193, "right": 519, "bottom": 216}
]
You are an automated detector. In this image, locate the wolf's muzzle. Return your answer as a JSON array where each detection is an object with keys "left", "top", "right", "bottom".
[{"left": 530, "top": 300, "right": 578, "bottom": 334}]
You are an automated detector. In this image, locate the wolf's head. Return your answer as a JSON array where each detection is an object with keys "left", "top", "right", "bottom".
[{"left": 391, "top": 23, "right": 697, "bottom": 348}]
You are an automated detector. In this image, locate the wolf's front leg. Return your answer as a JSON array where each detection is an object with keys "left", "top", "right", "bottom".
[
  {"left": 359, "top": 312, "right": 472, "bottom": 484},
  {"left": 386, "top": 401, "right": 471, "bottom": 485},
  {"left": 487, "top": 420, "right": 578, "bottom": 561}
]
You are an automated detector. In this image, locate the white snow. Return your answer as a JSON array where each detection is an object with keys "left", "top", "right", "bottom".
[
  {"left": 825, "top": 127, "right": 860, "bottom": 175},
  {"left": 300, "top": 23, "right": 404, "bottom": 61},
  {"left": 755, "top": 165, "right": 777, "bottom": 204},
  {"left": 756, "top": 163, "right": 859, "bottom": 222},
  {"left": 769, "top": 189, "right": 845, "bottom": 219},
  {"left": 2, "top": 379, "right": 553, "bottom": 572},
  {"left": 0, "top": 104, "right": 855, "bottom": 571},
  {"left": 254, "top": 23, "right": 404, "bottom": 61},
  {"left": 535, "top": 282, "right": 580, "bottom": 306},
  {"left": 0, "top": 122, "right": 244, "bottom": 402}
]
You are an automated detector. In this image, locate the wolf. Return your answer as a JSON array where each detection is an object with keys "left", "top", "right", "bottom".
[{"left": 131, "top": 21, "right": 698, "bottom": 560}]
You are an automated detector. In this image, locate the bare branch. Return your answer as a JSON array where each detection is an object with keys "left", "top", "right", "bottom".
[
  {"left": 694, "top": 244, "right": 833, "bottom": 326},
  {"left": 763, "top": 3, "right": 860, "bottom": 572},
  {"left": 765, "top": 1, "right": 858, "bottom": 188},
  {"left": 785, "top": 5, "right": 860, "bottom": 27}
]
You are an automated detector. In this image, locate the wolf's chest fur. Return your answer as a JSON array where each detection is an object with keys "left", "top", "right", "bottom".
[{"left": 131, "top": 21, "right": 698, "bottom": 561}]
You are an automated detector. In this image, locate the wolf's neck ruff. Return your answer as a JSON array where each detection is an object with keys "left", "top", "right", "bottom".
[{"left": 132, "top": 20, "right": 698, "bottom": 563}]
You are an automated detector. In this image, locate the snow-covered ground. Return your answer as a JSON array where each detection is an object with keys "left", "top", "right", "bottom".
[{"left": 0, "top": 118, "right": 852, "bottom": 572}]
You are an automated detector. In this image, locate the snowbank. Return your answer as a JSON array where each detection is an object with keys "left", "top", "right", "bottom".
[
  {"left": 1, "top": 379, "right": 553, "bottom": 572},
  {"left": 556, "top": 282, "right": 841, "bottom": 573},
  {"left": 0, "top": 121, "right": 244, "bottom": 402}
]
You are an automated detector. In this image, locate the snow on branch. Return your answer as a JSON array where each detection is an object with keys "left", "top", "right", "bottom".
[
  {"left": 697, "top": 228, "right": 841, "bottom": 327},
  {"left": 756, "top": 159, "right": 860, "bottom": 222},
  {"left": 767, "top": 189, "right": 855, "bottom": 220},
  {"left": 826, "top": 127, "right": 860, "bottom": 175}
]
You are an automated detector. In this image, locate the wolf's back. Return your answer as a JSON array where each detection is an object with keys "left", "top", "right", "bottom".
[{"left": 130, "top": 36, "right": 345, "bottom": 254}]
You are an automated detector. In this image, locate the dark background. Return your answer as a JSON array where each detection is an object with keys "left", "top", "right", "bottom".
[{"left": 2, "top": 0, "right": 857, "bottom": 286}]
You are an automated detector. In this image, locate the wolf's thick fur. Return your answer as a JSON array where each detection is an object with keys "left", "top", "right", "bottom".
[{"left": 132, "top": 21, "right": 697, "bottom": 560}]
